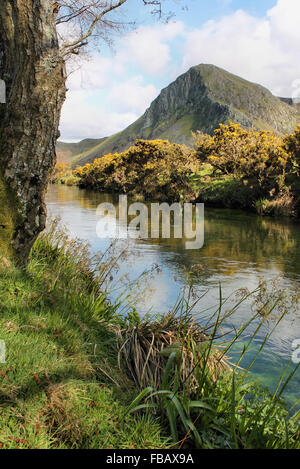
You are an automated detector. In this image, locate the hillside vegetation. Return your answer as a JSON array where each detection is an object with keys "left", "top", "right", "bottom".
[
  {"left": 57, "top": 65, "right": 299, "bottom": 168},
  {"left": 56, "top": 138, "right": 108, "bottom": 165}
]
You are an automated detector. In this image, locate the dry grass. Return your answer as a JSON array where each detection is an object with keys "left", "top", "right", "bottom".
[
  {"left": 265, "top": 192, "right": 295, "bottom": 217},
  {"left": 44, "top": 384, "right": 83, "bottom": 444},
  {"left": 115, "top": 312, "right": 231, "bottom": 393},
  {"left": 255, "top": 191, "right": 296, "bottom": 217}
]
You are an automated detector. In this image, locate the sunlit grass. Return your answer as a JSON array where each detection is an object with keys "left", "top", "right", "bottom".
[
  {"left": 0, "top": 223, "right": 168, "bottom": 449},
  {"left": 0, "top": 222, "right": 299, "bottom": 449}
]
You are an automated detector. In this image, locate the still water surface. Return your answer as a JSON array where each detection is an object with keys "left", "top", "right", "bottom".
[{"left": 46, "top": 184, "right": 300, "bottom": 404}]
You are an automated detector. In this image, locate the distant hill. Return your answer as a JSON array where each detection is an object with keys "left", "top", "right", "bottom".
[
  {"left": 56, "top": 138, "right": 108, "bottom": 165},
  {"left": 58, "top": 64, "right": 299, "bottom": 167}
]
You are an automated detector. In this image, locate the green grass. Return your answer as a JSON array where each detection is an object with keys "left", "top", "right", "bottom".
[
  {"left": 0, "top": 224, "right": 168, "bottom": 449},
  {"left": 189, "top": 168, "right": 259, "bottom": 210},
  {"left": 0, "top": 222, "right": 299, "bottom": 449}
]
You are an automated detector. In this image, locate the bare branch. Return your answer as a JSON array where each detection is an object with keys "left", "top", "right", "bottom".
[
  {"left": 56, "top": 6, "right": 90, "bottom": 25},
  {"left": 59, "top": 0, "right": 128, "bottom": 57},
  {"left": 142, "top": 0, "right": 162, "bottom": 18},
  {"left": 55, "top": 0, "right": 175, "bottom": 59}
]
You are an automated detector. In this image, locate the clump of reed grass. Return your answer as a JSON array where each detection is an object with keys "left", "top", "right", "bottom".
[
  {"left": 115, "top": 311, "right": 230, "bottom": 392},
  {"left": 122, "top": 286, "right": 300, "bottom": 449}
]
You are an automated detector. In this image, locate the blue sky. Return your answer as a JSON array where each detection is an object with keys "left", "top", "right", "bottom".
[
  {"left": 59, "top": 0, "right": 300, "bottom": 142},
  {"left": 129, "top": 0, "right": 276, "bottom": 26}
]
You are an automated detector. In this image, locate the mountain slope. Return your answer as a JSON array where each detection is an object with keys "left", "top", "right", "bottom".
[
  {"left": 56, "top": 138, "right": 107, "bottom": 164},
  {"left": 60, "top": 64, "right": 299, "bottom": 167}
]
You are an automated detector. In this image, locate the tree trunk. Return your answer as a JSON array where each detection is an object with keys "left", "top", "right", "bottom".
[{"left": 0, "top": 0, "right": 66, "bottom": 264}]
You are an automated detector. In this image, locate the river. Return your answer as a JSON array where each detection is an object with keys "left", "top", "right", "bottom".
[{"left": 46, "top": 184, "right": 300, "bottom": 405}]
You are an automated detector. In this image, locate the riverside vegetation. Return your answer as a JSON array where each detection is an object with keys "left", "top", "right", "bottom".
[
  {"left": 55, "top": 123, "right": 300, "bottom": 218},
  {"left": 0, "top": 221, "right": 300, "bottom": 449}
]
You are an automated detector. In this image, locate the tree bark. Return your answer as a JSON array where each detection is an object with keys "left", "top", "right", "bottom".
[{"left": 0, "top": 0, "right": 66, "bottom": 264}]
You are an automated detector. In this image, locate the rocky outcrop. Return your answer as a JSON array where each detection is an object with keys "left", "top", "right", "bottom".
[
  {"left": 139, "top": 64, "right": 298, "bottom": 140},
  {"left": 67, "top": 64, "right": 299, "bottom": 167}
]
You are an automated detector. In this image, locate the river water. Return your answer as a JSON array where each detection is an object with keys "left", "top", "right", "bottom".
[{"left": 46, "top": 184, "right": 300, "bottom": 405}]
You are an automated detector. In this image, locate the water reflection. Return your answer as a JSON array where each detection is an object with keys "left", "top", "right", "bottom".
[{"left": 46, "top": 184, "right": 300, "bottom": 399}]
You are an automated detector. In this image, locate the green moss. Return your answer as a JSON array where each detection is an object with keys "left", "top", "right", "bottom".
[{"left": 0, "top": 170, "right": 15, "bottom": 258}]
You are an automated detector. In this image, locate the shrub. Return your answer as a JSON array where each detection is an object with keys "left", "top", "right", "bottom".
[
  {"left": 283, "top": 125, "right": 300, "bottom": 172},
  {"left": 52, "top": 162, "right": 70, "bottom": 181},
  {"left": 254, "top": 191, "right": 295, "bottom": 217},
  {"left": 74, "top": 139, "right": 197, "bottom": 201},
  {"left": 52, "top": 162, "right": 79, "bottom": 185},
  {"left": 193, "top": 123, "right": 292, "bottom": 190}
]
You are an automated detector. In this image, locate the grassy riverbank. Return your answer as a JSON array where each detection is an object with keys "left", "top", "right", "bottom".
[
  {"left": 0, "top": 224, "right": 299, "bottom": 449},
  {"left": 0, "top": 225, "right": 167, "bottom": 449}
]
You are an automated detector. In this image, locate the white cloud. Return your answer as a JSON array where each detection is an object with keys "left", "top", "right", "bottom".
[
  {"left": 60, "top": 89, "right": 138, "bottom": 141},
  {"left": 66, "top": 54, "right": 121, "bottom": 92},
  {"left": 61, "top": 68, "right": 157, "bottom": 140},
  {"left": 109, "top": 76, "right": 158, "bottom": 114},
  {"left": 182, "top": 0, "right": 300, "bottom": 97},
  {"left": 59, "top": 1, "right": 300, "bottom": 141},
  {"left": 268, "top": 0, "right": 300, "bottom": 47},
  {"left": 292, "top": 79, "right": 300, "bottom": 101},
  {"left": 59, "top": 22, "right": 184, "bottom": 140},
  {"left": 116, "top": 21, "right": 185, "bottom": 75}
]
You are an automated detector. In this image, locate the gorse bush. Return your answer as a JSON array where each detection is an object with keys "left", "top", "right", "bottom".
[
  {"left": 72, "top": 125, "right": 300, "bottom": 216},
  {"left": 74, "top": 139, "right": 197, "bottom": 201},
  {"left": 283, "top": 125, "right": 300, "bottom": 172},
  {"left": 52, "top": 162, "right": 80, "bottom": 186},
  {"left": 192, "top": 123, "right": 300, "bottom": 215},
  {"left": 193, "top": 123, "right": 293, "bottom": 189},
  {"left": 52, "top": 162, "right": 71, "bottom": 181}
]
